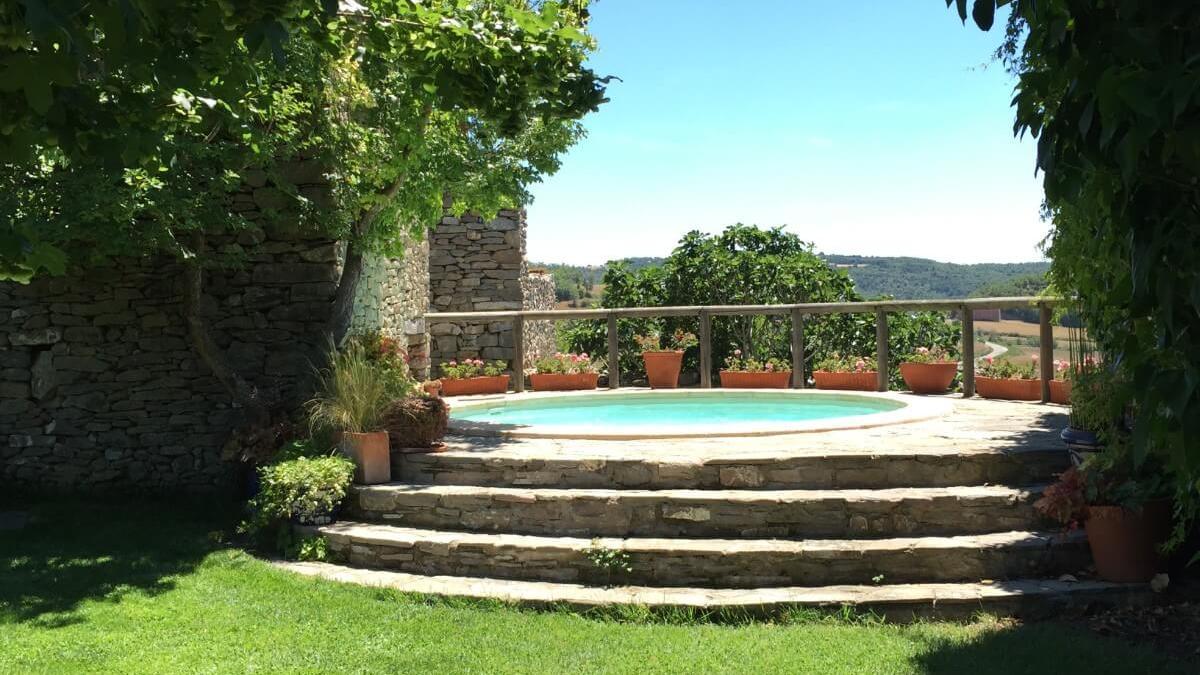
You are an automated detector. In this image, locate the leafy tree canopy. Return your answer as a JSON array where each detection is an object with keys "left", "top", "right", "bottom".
[
  {"left": 560, "top": 225, "right": 959, "bottom": 385},
  {"left": 958, "top": 0, "right": 1200, "bottom": 537},
  {"left": 0, "top": 0, "right": 608, "bottom": 282}
]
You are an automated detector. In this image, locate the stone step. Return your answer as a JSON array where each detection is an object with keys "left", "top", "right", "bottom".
[
  {"left": 348, "top": 483, "right": 1046, "bottom": 538},
  {"left": 313, "top": 522, "right": 1090, "bottom": 588},
  {"left": 281, "top": 560, "right": 1150, "bottom": 622},
  {"left": 396, "top": 447, "right": 1067, "bottom": 490}
]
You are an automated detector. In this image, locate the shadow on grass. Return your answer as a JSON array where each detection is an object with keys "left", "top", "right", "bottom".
[
  {"left": 909, "top": 618, "right": 1190, "bottom": 675},
  {"left": 0, "top": 496, "right": 234, "bottom": 628}
]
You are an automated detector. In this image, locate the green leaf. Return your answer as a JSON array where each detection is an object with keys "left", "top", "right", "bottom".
[
  {"left": 971, "top": 1, "right": 995, "bottom": 31},
  {"left": 23, "top": 78, "right": 52, "bottom": 114},
  {"left": 956, "top": 0, "right": 968, "bottom": 22}
]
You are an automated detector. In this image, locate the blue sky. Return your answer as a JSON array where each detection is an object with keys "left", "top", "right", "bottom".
[{"left": 524, "top": 1, "right": 1048, "bottom": 265}]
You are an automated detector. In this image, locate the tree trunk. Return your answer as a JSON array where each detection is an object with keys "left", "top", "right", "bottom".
[{"left": 327, "top": 240, "right": 364, "bottom": 346}]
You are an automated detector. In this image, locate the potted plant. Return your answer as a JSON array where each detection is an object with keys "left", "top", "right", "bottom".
[
  {"left": 383, "top": 394, "right": 450, "bottom": 453},
  {"left": 1049, "top": 358, "right": 1073, "bottom": 404},
  {"left": 719, "top": 349, "right": 791, "bottom": 388},
  {"left": 899, "top": 346, "right": 958, "bottom": 394},
  {"left": 438, "top": 358, "right": 510, "bottom": 396},
  {"left": 813, "top": 353, "right": 877, "bottom": 391},
  {"left": 1034, "top": 453, "right": 1171, "bottom": 583},
  {"left": 975, "top": 356, "right": 1040, "bottom": 400},
  {"left": 306, "top": 342, "right": 392, "bottom": 484},
  {"left": 635, "top": 329, "right": 698, "bottom": 389},
  {"left": 1060, "top": 364, "right": 1123, "bottom": 464},
  {"left": 529, "top": 352, "right": 603, "bottom": 391}
]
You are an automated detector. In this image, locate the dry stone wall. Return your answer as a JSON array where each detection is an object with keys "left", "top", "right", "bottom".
[
  {"left": 0, "top": 232, "right": 341, "bottom": 493},
  {"left": 349, "top": 240, "right": 431, "bottom": 379},
  {"left": 427, "top": 209, "right": 557, "bottom": 375},
  {"left": 521, "top": 270, "right": 557, "bottom": 363}
]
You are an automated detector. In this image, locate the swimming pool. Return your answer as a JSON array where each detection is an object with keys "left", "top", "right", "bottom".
[{"left": 448, "top": 390, "right": 949, "bottom": 439}]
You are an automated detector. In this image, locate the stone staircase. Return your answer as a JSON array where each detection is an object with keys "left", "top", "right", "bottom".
[{"left": 296, "top": 399, "right": 1151, "bottom": 619}]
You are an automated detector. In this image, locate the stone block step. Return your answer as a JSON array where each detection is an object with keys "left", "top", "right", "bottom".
[
  {"left": 281, "top": 560, "right": 1150, "bottom": 622},
  {"left": 396, "top": 447, "right": 1067, "bottom": 490},
  {"left": 313, "top": 522, "right": 1089, "bottom": 588},
  {"left": 348, "top": 484, "right": 1046, "bottom": 538}
]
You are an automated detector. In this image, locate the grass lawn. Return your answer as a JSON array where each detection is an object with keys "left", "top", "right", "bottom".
[{"left": 1, "top": 498, "right": 1187, "bottom": 675}]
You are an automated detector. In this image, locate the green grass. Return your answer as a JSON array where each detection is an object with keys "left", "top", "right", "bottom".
[{"left": 0, "top": 498, "right": 1186, "bottom": 675}]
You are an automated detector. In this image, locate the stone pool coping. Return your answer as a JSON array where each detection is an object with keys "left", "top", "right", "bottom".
[{"left": 445, "top": 388, "right": 953, "bottom": 439}]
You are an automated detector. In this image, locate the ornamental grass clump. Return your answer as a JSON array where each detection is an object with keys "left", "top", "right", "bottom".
[{"left": 305, "top": 341, "right": 391, "bottom": 435}]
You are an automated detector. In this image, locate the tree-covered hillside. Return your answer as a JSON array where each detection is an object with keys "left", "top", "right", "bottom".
[{"left": 820, "top": 255, "right": 1049, "bottom": 299}]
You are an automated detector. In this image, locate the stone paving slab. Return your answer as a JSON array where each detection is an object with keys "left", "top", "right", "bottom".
[
  {"left": 313, "top": 522, "right": 1090, "bottom": 588},
  {"left": 279, "top": 560, "right": 1151, "bottom": 621},
  {"left": 349, "top": 483, "right": 1046, "bottom": 538}
]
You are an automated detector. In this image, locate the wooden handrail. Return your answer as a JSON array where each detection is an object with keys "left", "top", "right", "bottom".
[
  {"left": 425, "top": 296, "right": 1061, "bottom": 321},
  {"left": 425, "top": 296, "right": 1063, "bottom": 400}
]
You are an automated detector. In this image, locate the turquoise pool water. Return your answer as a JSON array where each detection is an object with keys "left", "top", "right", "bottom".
[{"left": 451, "top": 391, "right": 905, "bottom": 430}]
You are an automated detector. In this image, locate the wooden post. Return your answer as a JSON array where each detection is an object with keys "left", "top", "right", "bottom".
[
  {"left": 512, "top": 314, "right": 525, "bottom": 393},
  {"left": 607, "top": 312, "right": 619, "bottom": 389},
  {"left": 1039, "top": 303, "right": 1053, "bottom": 403},
  {"left": 699, "top": 309, "right": 712, "bottom": 388},
  {"left": 790, "top": 307, "right": 805, "bottom": 388},
  {"left": 875, "top": 310, "right": 889, "bottom": 392},
  {"left": 961, "top": 307, "right": 975, "bottom": 398}
]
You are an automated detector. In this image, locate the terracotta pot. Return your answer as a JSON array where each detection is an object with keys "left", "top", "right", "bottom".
[
  {"left": 440, "top": 374, "right": 510, "bottom": 396},
  {"left": 975, "top": 376, "right": 1040, "bottom": 401},
  {"left": 529, "top": 372, "right": 600, "bottom": 391},
  {"left": 899, "top": 361, "right": 957, "bottom": 394},
  {"left": 1049, "top": 379, "right": 1071, "bottom": 404},
  {"left": 719, "top": 370, "right": 792, "bottom": 389},
  {"left": 642, "top": 351, "right": 683, "bottom": 389},
  {"left": 339, "top": 431, "right": 391, "bottom": 484},
  {"left": 813, "top": 371, "right": 877, "bottom": 391},
  {"left": 1085, "top": 502, "right": 1171, "bottom": 582}
]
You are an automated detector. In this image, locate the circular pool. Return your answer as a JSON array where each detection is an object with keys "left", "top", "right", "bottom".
[{"left": 448, "top": 389, "right": 950, "bottom": 439}]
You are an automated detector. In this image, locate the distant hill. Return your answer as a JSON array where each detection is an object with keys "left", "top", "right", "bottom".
[
  {"left": 532, "top": 255, "right": 1049, "bottom": 303},
  {"left": 820, "top": 255, "right": 1049, "bottom": 300}
]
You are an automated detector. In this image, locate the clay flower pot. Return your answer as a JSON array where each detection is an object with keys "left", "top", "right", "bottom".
[
  {"left": 719, "top": 370, "right": 792, "bottom": 389},
  {"left": 642, "top": 351, "right": 684, "bottom": 389},
  {"left": 813, "top": 371, "right": 877, "bottom": 391},
  {"left": 1084, "top": 502, "right": 1171, "bottom": 582},
  {"left": 529, "top": 372, "right": 600, "bottom": 391},
  {"left": 975, "top": 376, "right": 1040, "bottom": 401},
  {"left": 1049, "top": 379, "right": 1071, "bottom": 404},
  {"left": 899, "top": 362, "right": 958, "bottom": 394},
  {"left": 339, "top": 431, "right": 391, "bottom": 484},
  {"left": 440, "top": 374, "right": 510, "bottom": 396}
]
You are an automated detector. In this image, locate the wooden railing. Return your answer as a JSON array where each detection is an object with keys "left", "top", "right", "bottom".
[{"left": 426, "top": 296, "right": 1063, "bottom": 402}]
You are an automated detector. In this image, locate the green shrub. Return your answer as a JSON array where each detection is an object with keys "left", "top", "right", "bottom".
[{"left": 241, "top": 454, "right": 356, "bottom": 550}]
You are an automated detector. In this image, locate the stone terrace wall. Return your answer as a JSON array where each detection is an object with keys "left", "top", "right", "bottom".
[
  {"left": 0, "top": 232, "right": 342, "bottom": 493},
  {"left": 349, "top": 239, "right": 431, "bottom": 379},
  {"left": 427, "top": 209, "right": 526, "bottom": 371},
  {"left": 521, "top": 270, "right": 557, "bottom": 363}
]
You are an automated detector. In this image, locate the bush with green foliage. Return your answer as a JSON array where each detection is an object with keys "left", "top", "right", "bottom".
[
  {"left": 559, "top": 225, "right": 958, "bottom": 387},
  {"left": 814, "top": 354, "right": 878, "bottom": 374},
  {"left": 960, "top": 0, "right": 1200, "bottom": 541},
  {"left": 439, "top": 359, "right": 508, "bottom": 379},
  {"left": 723, "top": 350, "right": 788, "bottom": 373},
  {"left": 532, "top": 352, "right": 602, "bottom": 375},
  {"left": 241, "top": 447, "right": 355, "bottom": 552}
]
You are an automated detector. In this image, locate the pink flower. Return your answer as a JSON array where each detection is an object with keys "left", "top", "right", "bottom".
[
  {"left": 916, "top": 347, "right": 929, "bottom": 354},
  {"left": 985, "top": 356, "right": 994, "bottom": 364},
  {"left": 1032, "top": 354, "right": 1039, "bottom": 362},
  {"left": 734, "top": 349, "right": 742, "bottom": 356},
  {"left": 449, "top": 360, "right": 457, "bottom": 366},
  {"left": 765, "top": 362, "right": 774, "bottom": 371},
  {"left": 580, "top": 353, "right": 588, "bottom": 359}
]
